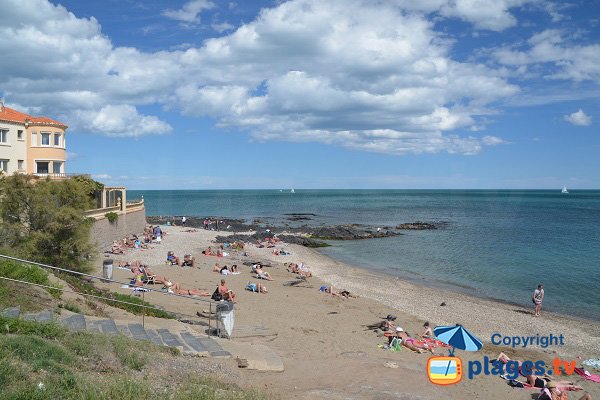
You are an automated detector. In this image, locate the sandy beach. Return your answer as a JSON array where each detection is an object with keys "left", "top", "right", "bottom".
[{"left": 96, "top": 226, "right": 600, "bottom": 399}]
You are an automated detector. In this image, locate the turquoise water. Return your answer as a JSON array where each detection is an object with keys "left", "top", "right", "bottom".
[{"left": 130, "top": 189, "right": 600, "bottom": 321}]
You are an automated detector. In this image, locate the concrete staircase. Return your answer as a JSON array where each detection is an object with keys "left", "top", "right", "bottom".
[{"left": 0, "top": 306, "right": 231, "bottom": 358}]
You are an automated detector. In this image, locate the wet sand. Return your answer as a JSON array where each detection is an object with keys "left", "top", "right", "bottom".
[{"left": 96, "top": 227, "right": 600, "bottom": 399}]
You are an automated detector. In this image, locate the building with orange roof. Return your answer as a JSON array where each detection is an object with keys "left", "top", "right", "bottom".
[{"left": 0, "top": 100, "right": 68, "bottom": 177}]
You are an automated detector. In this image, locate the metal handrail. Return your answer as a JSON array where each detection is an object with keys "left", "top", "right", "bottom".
[{"left": 0, "top": 254, "right": 218, "bottom": 335}]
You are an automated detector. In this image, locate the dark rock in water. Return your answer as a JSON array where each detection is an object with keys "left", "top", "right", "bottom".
[
  {"left": 283, "top": 213, "right": 317, "bottom": 216},
  {"left": 286, "top": 216, "right": 313, "bottom": 221},
  {"left": 440, "top": 302, "right": 447, "bottom": 306},
  {"left": 305, "top": 225, "right": 400, "bottom": 240},
  {"left": 396, "top": 222, "right": 438, "bottom": 230}
]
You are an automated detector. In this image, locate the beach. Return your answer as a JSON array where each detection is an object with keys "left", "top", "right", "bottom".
[{"left": 97, "top": 226, "right": 600, "bottom": 399}]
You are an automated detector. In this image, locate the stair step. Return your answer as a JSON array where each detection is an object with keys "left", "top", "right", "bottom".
[
  {"left": 116, "top": 325, "right": 132, "bottom": 337},
  {"left": 86, "top": 319, "right": 102, "bottom": 333},
  {"left": 156, "top": 329, "right": 190, "bottom": 350},
  {"left": 97, "top": 319, "right": 119, "bottom": 335},
  {"left": 61, "top": 314, "right": 86, "bottom": 332},
  {"left": 22, "top": 311, "right": 53, "bottom": 322},
  {"left": 128, "top": 323, "right": 150, "bottom": 341},
  {"left": 0, "top": 306, "right": 20, "bottom": 318},
  {"left": 145, "top": 329, "right": 165, "bottom": 346},
  {"left": 179, "top": 332, "right": 210, "bottom": 355}
]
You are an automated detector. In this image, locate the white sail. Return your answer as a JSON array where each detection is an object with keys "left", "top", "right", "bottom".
[
  {"left": 290, "top": 188, "right": 295, "bottom": 193},
  {"left": 561, "top": 186, "right": 568, "bottom": 194}
]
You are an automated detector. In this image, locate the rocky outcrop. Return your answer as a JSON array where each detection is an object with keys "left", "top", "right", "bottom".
[{"left": 396, "top": 222, "right": 439, "bottom": 230}]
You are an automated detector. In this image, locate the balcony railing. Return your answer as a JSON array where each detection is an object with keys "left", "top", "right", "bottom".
[{"left": 33, "top": 173, "right": 91, "bottom": 179}]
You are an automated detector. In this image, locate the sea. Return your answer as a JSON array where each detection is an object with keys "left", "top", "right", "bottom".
[{"left": 129, "top": 189, "right": 600, "bottom": 321}]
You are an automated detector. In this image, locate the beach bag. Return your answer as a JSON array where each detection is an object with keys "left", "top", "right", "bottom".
[{"left": 211, "top": 288, "right": 223, "bottom": 301}]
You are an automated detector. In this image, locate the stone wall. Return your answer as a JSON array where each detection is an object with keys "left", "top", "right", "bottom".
[{"left": 90, "top": 208, "right": 146, "bottom": 251}]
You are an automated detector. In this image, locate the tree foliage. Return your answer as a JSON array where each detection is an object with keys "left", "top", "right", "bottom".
[{"left": 0, "top": 174, "right": 96, "bottom": 272}]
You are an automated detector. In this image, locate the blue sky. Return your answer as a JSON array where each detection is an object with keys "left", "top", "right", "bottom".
[{"left": 1, "top": 0, "right": 598, "bottom": 189}]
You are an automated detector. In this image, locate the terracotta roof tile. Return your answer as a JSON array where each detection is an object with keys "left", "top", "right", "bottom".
[{"left": 0, "top": 105, "right": 67, "bottom": 128}]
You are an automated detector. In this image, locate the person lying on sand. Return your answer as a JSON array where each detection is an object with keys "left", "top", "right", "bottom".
[
  {"left": 218, "top": 279, "right": 237, "bottom": 302},
  {"left": 319, "top": 285, "right": 353, "bottom": 298},
  {"left": 111, "top": 241, "right": 125, "bottom": 254},
  {"left": 396, "top": 328, "right": 434, "bottom": 354},
  {"left": 202, "top": 246, "right": 213, "bottom": 256},
  {"left": 538, "top": 381, "right": 592, "bottom": 400},
  {"left": 497, "top": 353, "right": 583, "bottom": 390},
  {"left": 213, "top": 263, "right": 238, "bottom": 275},
  {"left": 246, "top": 281, "right": 268, "bottom": 293},
  {"left": 163, "top": 281, "right": 210, "bottom": 297}
]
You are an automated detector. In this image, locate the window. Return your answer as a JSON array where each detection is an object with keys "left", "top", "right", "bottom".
[
  {"left": 54, "top": 133, "right": 61, "bottom": 146},
  {"left": 52, "top": 161, "right": 62, "bottom": 174},
  {"left": 0, "top": 129, "right": 7, "bottom": 143},
  {"left": 0, "top": 159, "right": 8, "bottom": 172},
  {"left": 18, "top": 160, "right": 24, "bottom": 170},
  {"left": 41, "top": 132, "right": 50, "bottom": 145},
  {"left": 32, "top": 132, "right": 37, "bottom": 146},
  {"left": 17, "top": 130, "right": 23, "bottom": 140},
  {"left": 36, "top": 161, "right": 49, "bottom": 174}
]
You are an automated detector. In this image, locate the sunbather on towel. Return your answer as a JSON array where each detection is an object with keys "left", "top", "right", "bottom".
[
  {"left": 254, "top": 266, "right": 273, "bottom": 281},
  {"left": 538, "top": 381, "right": 591, "bottom": 400},
  {"left": 497, "top": 353, "right": 582, "bottom": 390},
  {"left": 163, "top": 282, "right": 210, "bottom": 297},
  {"left": 138, "top": 266, "right": 169, "bottom": 284},
  {"left": 396, "top": 328, "right": 434, "bottom": 354},
  {"left": 202, "top": 246, "right": 213, "bottom": 256},
  {"left": 246, "top": 281, "right": 268, "bottom": 293}
]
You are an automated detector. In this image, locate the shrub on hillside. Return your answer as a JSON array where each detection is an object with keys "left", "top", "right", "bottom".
[{"left": 0, "top": 174, "right": 96, "bottom": 272}]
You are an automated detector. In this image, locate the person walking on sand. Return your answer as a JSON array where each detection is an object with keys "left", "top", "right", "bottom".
[{"left": 533, "top": 284, "right": 544, "bottom": 317}]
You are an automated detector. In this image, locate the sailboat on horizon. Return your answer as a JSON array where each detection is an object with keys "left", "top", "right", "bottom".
[
  {"left": 290, "top": 188, "right": 295, "bottom": 193},
  {"left": 561, "top": 186, "right": 569, "bottom": 194}
]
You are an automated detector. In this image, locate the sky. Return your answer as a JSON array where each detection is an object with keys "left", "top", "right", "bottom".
[{"left": 0, "top": 0, "right": 598, "bottom": 189}]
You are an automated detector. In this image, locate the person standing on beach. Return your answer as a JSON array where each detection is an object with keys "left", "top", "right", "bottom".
[{"left": 533, "top": 284, "right": 544, "bottom": 317}]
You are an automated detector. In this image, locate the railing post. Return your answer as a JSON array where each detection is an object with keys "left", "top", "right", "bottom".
[
  {"left": 142, "top": 290, "right": 146, "bottom": 329},
  {"left": 209, "top": 302, "right": 212, "bottom": 337}
]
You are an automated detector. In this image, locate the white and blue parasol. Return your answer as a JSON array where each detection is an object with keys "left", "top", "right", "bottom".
[{"left": 434, "top": 324, "right": 482, "bottom": 355}]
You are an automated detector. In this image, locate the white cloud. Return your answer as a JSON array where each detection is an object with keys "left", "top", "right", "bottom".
[
  {"left": 0, "top": 0, "right": 523, "bottom": 154},
  {"left": 162, "top": 0, "right": 214, "bottom": 24},
  {"left": 492, "top": 30, "right": 600, "bottom": 83},
  {"left": 212, "top": 22, "right": 234, "bottom": 33},
  {"left": 564, "top": 109, "right": 592, "bottom": 126}
]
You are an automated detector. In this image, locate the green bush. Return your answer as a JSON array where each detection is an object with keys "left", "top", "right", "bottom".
[
  {"left": 0, "top": 174, "right": 96, "bottom": 272},
  {"left": 104, "top": 212, "right": 118, "bottom": 224},
  {"left": 0, "top": 259, "right": 62, "bottom": 298}
]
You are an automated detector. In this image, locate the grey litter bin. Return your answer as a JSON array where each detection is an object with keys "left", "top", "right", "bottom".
[
  {"left": 102, "top": 259, "right": 113, "bottom": 282},
  {"left": 215, "top": 301, "right": 235, "bottom": 338}
]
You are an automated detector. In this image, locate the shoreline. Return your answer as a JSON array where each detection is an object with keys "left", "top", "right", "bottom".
[
  {"left": 317, "top": 244, "right": 600, "bottom": 325},
  {"left": 99, "top": 225, "right": 599, "bottom": 399},
  {"left": 265, "top": 241, "right": 599, "bottom": 359}
]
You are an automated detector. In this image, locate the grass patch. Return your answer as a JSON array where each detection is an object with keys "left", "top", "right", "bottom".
[
  {"left": 60, "top": 300, "right": 82, "bottom": 314},
  {"left": 111, "top": 335, "right": 148, "bottom": 371},
  {"left": 60, "top": 273, "right": 174, "bottom": 319},
  {"left": 0, "top": 318, "right": 267, "bottom": 400},
  {"left": 0, "top": 259, "right": 62, "bottom": 298},
  {"left": 0, "top": 316, "right": 66, "bottom": 339}
]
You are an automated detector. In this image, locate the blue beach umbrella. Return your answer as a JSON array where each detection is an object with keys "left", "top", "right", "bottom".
[
  {"left": 434, "top": 325, "right": 483, "bottom": 377},
  {"left": 434, "top": 325, "right": 483, "bottom": 353}
]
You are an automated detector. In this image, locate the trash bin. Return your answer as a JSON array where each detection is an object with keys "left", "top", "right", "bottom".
[
  {"left": 102, "top": 259, "right": 113, "bottom": 282},
  {"left": 216, "top": 301, "right": 235, "bottom": 338}
]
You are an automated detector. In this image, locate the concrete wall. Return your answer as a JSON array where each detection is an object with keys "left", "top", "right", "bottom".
[
  {"left": 90, "top": 208, "right": 147, "bottom": 251},
  {"left": 0, "top": 121, "right": 27, "bottom": 174}
]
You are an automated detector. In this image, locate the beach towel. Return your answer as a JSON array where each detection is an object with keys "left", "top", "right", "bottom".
[
  {"left": 582, "top": 359, "right": 600, "bottom": 370},
  {"left": 575, "top": 367, "right": 600, "bottom": 383},
  {"left": 420, "top": 337, "right": 451, "bottom": 348}
]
